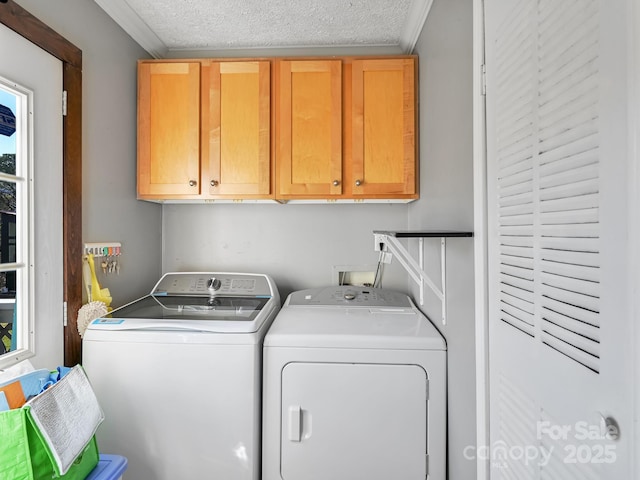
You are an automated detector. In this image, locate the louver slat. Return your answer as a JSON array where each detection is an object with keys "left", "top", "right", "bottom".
[
  {"left": 542, "top": 282, "right": 599, "bottom": 306},
  {"left": 541, "top": 283, "right": 599, "bottom": 315},
  {"left": 540, "top": 192, "right": 599, "bottom": 211},
  {"left": 499, "top": 184, "right": 533, "bottom": 204},
  {"left": 500, "top": 244, "right": 533, "bottom": 259},
  {"left": 540, "top": 236, "right": 598, "bottom": 253},
  {"left": 540, "top": 181, "right": 598, "bottom": 204},
  {"left": 542, "top": 308, "right": 600, "bottom": 342},
  {"left": 542, "top": 262, "right": 600, "bottom": 284},
  {"left": 541, "top": 248, "right": 598, "bottom": 267},
  {"left": 540, "top": 163, "right": 598, "bottom": 189},
  {"left": 542, "top": 332, "right": 600, "bottom": 373},
  {"left": 541, "top": 208, "right": 599, "bottom": 228},
  {"left": 541, "top": 295, "right": 599, "bottom": 328},
  {"left": 501, "top": 253, "right": 534, "bottom": 270},
  {"left": 538, "top": 135, "right": 598, "bottom": 166},
  {"left": 501, "top": 279, "right": 534, "bottom": 300}
]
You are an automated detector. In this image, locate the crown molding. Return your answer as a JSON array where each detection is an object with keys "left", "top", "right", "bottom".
[
  {"left": 400, "top": 0, "right": 434, "bottom": 53},
  {"left": 94, "top": 0, "right": 167, "bottom": 58}
]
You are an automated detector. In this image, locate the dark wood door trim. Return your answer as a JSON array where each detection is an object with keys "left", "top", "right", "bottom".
[{"left": 1, "top": 0, "right": 83, "bottom": 366}]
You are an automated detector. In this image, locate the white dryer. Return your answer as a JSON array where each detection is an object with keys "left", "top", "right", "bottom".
[
  {"left": 262, "top": 286, "right": 446, "bottom": 480},
  {"left": 82, "top": 272, "right": 280, "bottom": 480}
]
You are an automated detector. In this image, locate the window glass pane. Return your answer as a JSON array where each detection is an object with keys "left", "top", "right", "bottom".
[
  {"left": 0, "top": 89, "right": 16, "bottom": 175},
  {"left": 0, "top": 274, "right": 16, "bottom": 354},
  {"left": 0, "top": 180, "right": 16, "bottom": 215},
  {"left": 0, "top": 180, "right": 18, "bottom": 300},
  {"left": 0, "top": 81, "right": 26, "bottom": 363}
]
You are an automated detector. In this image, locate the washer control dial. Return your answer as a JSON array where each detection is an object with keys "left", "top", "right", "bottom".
[{"left": 207, "top": 277, "right": 222, "bottom": 292}]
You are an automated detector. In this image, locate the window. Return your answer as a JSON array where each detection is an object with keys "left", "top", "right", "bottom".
[{"left": 0, "top": 76, "right": 34, "bottom": 366}]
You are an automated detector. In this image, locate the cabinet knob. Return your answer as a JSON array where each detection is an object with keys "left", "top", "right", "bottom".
[
  {"left": 189, "top": 180, "right": 197, "bottom": 187},
  {"left": 333, "top": 180, "right": 340, "bottom": 186},
  {"left": 210, "top": 180, "right": 219, "bottom": 187},
  {"left": 355, "top": 179, "right": 362, "bottom": 187}
]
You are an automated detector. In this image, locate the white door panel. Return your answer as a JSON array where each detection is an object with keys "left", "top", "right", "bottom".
[
  {"left": 0, "top": 23, "right": 63, "bottom": 368},
  {"left": 485, "top": 0, "right": 632, "bottom": 478},
  {"left": 280, "top": 362, "right": 428, "bottom": 480}
]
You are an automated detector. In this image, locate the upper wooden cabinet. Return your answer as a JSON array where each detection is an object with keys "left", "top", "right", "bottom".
[
  {"left": 276, "top": 59, "right": 343, "bottom": 199},
  {"left": 203, "top": 60, "right": 272, "bottom": 198},
  {"left": 346, "top": 58, "right": 417, "bottom": 199},
  {"left": 276, "top": 57, "right": 417, "bottom": 201},
  {"left": 137, "top": 59, "right": 273, "bottom": 201},
  {"left": 137, "top": 56, "right": 417, "bottom": 202},
  {"left": 138, "top": 62, "right": 201, "bottom": 197}
]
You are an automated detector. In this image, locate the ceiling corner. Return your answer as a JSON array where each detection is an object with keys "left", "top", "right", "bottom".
[
  {"left": 400, "top": 0, "right": 434, "bottom": 54},
  {"left": 94, "top": 0, "right": 168, "bottom": 58}
]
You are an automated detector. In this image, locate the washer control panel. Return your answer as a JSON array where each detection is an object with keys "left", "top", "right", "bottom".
[
  {"left": 288, "top": 286, "right": 412, "bottom": 308},
  {"left": 152, "top": 272, "right": 272, "bottom": 297}
]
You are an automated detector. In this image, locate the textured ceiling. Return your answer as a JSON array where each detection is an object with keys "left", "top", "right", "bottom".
[{"left": 95, "top": 0, "right": 432, "bottom": 58}]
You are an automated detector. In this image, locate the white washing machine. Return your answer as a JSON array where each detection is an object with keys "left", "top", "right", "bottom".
[
  {"left": 82, "top": 272, "right": 280, "bottom": 480},
  {"left": 262, "top": 286, "right": 446, "bottom": 480}
]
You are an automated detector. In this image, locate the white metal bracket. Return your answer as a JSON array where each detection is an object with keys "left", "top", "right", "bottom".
[{"left": 373, "top": 231, "right": 472, "bottom": 325}]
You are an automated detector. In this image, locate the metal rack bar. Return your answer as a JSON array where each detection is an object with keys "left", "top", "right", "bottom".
[{"left": 373, "top": 230, "right": 473, "bottom": 324}]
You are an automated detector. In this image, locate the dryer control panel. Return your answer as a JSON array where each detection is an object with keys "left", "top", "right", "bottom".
[{"left": 288, "top": 286, "right": 413, "bottom": 308}]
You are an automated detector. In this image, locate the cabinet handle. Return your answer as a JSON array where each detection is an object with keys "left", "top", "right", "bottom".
[
  {"left": 333, "top": 180, "right": 340, "bottom": 186},
  {"left": 355, "top": 179, "right": 362, "bottom": 187},
  {"left": 210, "top": 180, "right": 219, "bottom": 187},
  {"left": 189, "top": 180, "right": 197, "bottom": 187}
]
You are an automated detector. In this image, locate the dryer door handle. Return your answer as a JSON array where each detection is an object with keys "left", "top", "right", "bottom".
[{"left": 288, "top": 405, "right": 302, "bottom": 442}]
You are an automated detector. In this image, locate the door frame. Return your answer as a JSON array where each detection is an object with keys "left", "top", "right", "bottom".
[
  {"left": 0, "top": 0, "right": 82, "bottom": 366},
  {"left": 630, "top": 0, "right": 640, "bottom": 473},
  {"left": 472, "top": 1, "right": 489, "bottom": 479}
]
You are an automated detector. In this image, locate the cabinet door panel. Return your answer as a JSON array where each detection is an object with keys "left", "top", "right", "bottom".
[
  {"left": 351, "top": 59, "right": 416, "bottom": 197},
  {"left": 277, "top": 60, "right": 342, "bottom": 197},
  {"left": 138, "top": 62, "right": 200, "bottom": 196},
  {"left": 205, "top": 61, "right": 271, "bottom": 197}
]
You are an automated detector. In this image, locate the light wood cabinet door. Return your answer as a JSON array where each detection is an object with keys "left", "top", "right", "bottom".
[
  {"left": 277, "top": 59, "right": 342, "bottom": 198},
  {"left": 348, "top": 58, "right": 417, "bottom": 198},
  {"left": 203, "top": 61, "right": 272, "bottom": 198},
  {"left": 138, "top": 62, "right": 201, "bottom": 197}
]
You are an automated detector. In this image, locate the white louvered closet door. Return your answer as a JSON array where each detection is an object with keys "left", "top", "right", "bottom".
[{"left": 485, "top": 0, "right": 632, "bottom": 478}]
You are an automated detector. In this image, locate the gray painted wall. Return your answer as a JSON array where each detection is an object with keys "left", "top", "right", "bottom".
[
  {"left": 12, "top": 0, "right": 477, "bottom": 478},
  {"left": 411, "top": 1, "right": 477, "bottom": 479},
  {"left": 15, "top": 0, "right": 163, "bottom": 307},
  {"left": 162, "top": 203, "right": 409, "bottom": 300}
]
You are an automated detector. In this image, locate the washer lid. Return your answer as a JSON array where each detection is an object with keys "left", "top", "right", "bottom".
[
  {"left": 88, "top": 295, "right": 277, "bottom": 333},
  {"left": 86, "top": 271, "right": 280, "bottom": 333}
]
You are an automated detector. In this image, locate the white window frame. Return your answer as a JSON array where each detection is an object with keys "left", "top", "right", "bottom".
[{"left": 0, "top": 75, "right": 35, "bottom": 368}]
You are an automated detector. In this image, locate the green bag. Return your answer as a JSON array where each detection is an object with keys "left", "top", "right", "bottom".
[{"left": 0, "top": 395, "right": 99, "bottom": 480}]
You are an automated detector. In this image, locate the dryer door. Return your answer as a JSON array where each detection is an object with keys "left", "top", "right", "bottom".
[{"left": 281, "top": 362, "right": 428, "bottom": 480}]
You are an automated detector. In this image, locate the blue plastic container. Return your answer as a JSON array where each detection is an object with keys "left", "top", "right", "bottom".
[{"left": 85, "top": 454, "right": 128, "bottom": 480}]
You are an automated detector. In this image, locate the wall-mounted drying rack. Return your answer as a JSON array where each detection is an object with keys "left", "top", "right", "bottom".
[{"left": 373, "top": 230, "right": 473, "bottom": 325}]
